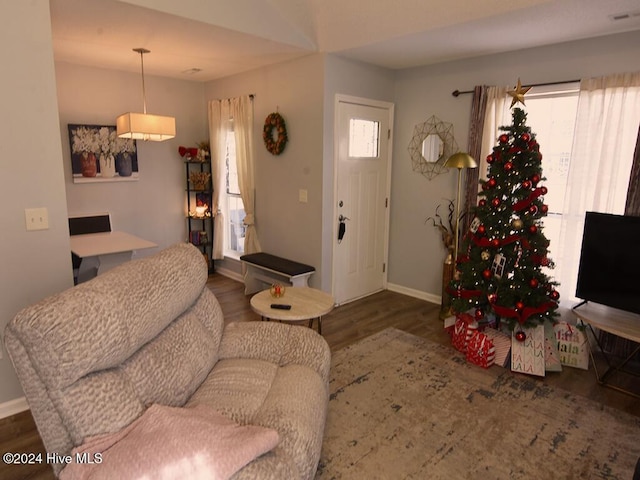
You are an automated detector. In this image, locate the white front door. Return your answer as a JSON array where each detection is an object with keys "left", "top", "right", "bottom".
[{"left": 333, "top": 96, "right": 393, "bottom": 305}]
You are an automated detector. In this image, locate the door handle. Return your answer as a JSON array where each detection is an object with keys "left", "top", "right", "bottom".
[{"left": 338, "top": 215, "right": 350, "bottom": 243}]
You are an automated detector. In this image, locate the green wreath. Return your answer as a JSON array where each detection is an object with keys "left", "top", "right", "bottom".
[{"left": 263, "top": 112, "right": 288, "bottom": 155}]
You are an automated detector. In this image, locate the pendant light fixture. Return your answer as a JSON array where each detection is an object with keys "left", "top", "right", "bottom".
[{"left": 117, "top": 48, "right": 176, "bottom": 142}]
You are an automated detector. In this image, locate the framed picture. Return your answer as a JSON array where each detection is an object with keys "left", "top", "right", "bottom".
[{"left": 68, "top": 124, "right": 138, "bottom": 183}]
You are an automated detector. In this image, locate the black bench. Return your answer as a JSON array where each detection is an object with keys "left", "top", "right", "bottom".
[{"left": 240, "top": 252, "right": 315, "bottom": 295}]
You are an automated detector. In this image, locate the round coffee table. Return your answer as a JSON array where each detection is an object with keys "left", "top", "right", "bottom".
[{"left": 250, "top": 287, "right": 335, "bottom": 334}]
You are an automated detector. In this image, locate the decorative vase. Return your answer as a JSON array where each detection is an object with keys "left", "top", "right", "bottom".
[
  {"left": 80, "top": 151, "right": 97, "bottom": 177},
  {"left": 117, "top": 153, "right": 133, "bottom": 177},
  {"left": 99, "top": 153, "right": 116, "bottom": 178},
  {"left": 440, "top": 252, "right": 455, "bottom": 319}
]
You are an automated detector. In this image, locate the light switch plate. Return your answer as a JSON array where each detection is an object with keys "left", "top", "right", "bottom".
[
  {"left": 299, "top": 189, "right": 308, "bottom": 203},
  {"left": 25, "top": 207, "right": 49, "bottom": 231}
]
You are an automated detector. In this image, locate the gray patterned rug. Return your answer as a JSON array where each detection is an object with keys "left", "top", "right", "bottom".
[{"left": 316, "top": 328, "right": 640, "bottom": 479}]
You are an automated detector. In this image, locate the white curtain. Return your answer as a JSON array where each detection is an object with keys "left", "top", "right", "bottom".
[
  {"left": 208, "top": 100, "right": 230, "bottom": 260},
  {"left": 230, "top": 95, "right": 261, "bottom": 254},
  {"left": 478, "top": 86, "right": 511, "bottom": 181},
  {"left": 556, "top": 72, "right": 640, "bottom": 306}
]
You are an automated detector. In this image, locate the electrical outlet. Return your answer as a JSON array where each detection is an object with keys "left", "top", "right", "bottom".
[{"left": 25, "top": 207, "right": 49, "bottom": 231}]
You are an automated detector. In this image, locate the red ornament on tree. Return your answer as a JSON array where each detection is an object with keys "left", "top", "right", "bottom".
[
  {"left": 491, "top": 198, "right": 501, "bottom": 208},
  {"left": 531, "top": 174, "right": 541, "bottom": 185},
  {"left": 478, "top": 199, "right": 487, "bottom": 207},
  {"left": 504, "top": 162, "right": 513, "bottom": 172},
  {"left": 550, "top": 290, "right": 560, "bottom": 301},
  {"left": 540, "top": 186, "right": 548, "bottom": 195},
  {"left": 499, "top": 134, "right": 509, "bottom": 144},
  {"left": 482, "top": 269, "right": 492, "bottom": 280},
  {"left": 529, "top": 278, "right": 539, "bottom": 288},
  {"left": 541, "top": 204, "right": 549, "bottom": 213},
  {"left": 529, "top": 225, "right": 538, "bottom": 234},
  {"left": 529, "top": 205, "right": 538, "bottom": 215},
  {"left": 515, "top": 301, "right": 525, "bottom": 311},
  {"left": 487, "top": 178, "right": 497, "bottom": 188},
  {"left": 521, "top": 180, "right": 532, "bottom": 190},
  {"left": 487, "top": 154, "right": 495, "bottom": 164},
  {"left": 515, "top": 330, "right": 527, "bottom": 342},
  {"left": 475, "top": 308, "right": 484, "bottom": 320},
  {"left": 491, "top": 238, "right": 500, "bottom": 248},
  {"left": 477, "top": 225, "right": 486, "bottom": 235},
  {"left": 521, "top": 133, "right": 531, "bottom": 142}
]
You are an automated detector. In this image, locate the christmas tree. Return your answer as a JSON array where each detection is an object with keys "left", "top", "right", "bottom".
[{"left": 449, "top": 104, "right": 559, "bottom": 333}]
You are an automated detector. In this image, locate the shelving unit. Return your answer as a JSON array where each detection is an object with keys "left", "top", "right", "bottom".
[{"left": 185, "top": 159, "right": 214, "bottom": 273}]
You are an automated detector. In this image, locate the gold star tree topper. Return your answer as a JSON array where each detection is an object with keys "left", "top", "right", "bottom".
[{"left": 507, "top": 78, "right": 532, "bottom": 107}]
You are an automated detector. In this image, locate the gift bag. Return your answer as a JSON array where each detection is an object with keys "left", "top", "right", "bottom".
[
  {"left": 483, "top": 328, "right": 512, "bottom": 367},
  {"left": 511, "top": 325, "right": 546, "bottom": 377},
  {"left": 466, "top": 331, "right": 496, "bottom": 368},
  {"left": 451, "top": 313, "right": 478, "bottom": 353},
  {"left": 554, "top": 321, "right": 589, "bottom": 370}
]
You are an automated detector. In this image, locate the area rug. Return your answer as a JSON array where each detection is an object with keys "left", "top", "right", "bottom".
[{"left": 316, "top": 328, "right": 640, "bottom": 479}]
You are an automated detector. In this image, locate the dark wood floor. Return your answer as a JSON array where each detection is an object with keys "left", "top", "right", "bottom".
[{"left": 1, "top": 273, "right": 638, "bottom": 479}]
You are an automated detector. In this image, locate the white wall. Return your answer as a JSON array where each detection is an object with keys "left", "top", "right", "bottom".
[
  {"left": 204, "top": 54, "right": 326, "bottom": 287},
  {"left": 0, "top": 1, "right": 71, "bottom": 407},
  {"left": 390, "top": 30, "right": 640, "bottom": 299},
  {"left": 204, "top": 53, "right": 396, "bottom": 292},
  {"left": 56, "top": 62, "right": 207, "bottom": 253}
]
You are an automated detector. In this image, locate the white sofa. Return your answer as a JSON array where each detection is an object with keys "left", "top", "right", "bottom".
[{"left": 4, "top": 243, "right": 331, "bottom": 479}]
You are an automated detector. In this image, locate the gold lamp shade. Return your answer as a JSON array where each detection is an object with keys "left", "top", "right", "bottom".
[{"left": 444, "top": 152, "right": 477, "bottom": 169}]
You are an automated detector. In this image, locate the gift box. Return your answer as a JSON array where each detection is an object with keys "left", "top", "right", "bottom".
[
  {"left": 466, "top": 331, "right": 496, "bottom": 368},
  {"left": 451, "top": 313, "right": 478, "bottom": 353}
]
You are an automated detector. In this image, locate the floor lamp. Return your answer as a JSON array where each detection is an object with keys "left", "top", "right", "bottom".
[{"left": 444, "top": 153, "right": 478, "bottom": 271}]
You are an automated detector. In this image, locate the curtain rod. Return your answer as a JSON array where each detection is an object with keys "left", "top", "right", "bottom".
[{"left": 451, "top": 79, "right": 580, "bottom": 97}]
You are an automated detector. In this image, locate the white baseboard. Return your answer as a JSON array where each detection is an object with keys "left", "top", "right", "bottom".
[
  {"left": 214, "top": 267, "right": 243, "bottom": 283},
  {"left": 0, "top": 397, "right": 29, "bottom": 419},
  {"left": 387, "top": 282, "right": 440, "bottom": 306}
]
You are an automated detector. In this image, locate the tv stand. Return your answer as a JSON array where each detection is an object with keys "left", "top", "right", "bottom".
[{"left": 572, "top": 302, "right": 640, "bottom": 398}]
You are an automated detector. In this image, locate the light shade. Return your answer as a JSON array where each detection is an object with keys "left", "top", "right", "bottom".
[
  {"left": 117, "top": 112, "right": 176, "bottom": 142},
  {"left": 444, "top": 152, "right": 477, "bottom": 169}
]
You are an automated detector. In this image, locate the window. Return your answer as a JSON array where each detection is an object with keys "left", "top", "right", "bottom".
[
  {"left": 349, "top": 118, "right": 379, "bottom": 157},
  {"left": 522, "top": 84, "right": 579, "bottom": 291},
  {"left": 486, "top": 81, "right": 638, "bottom": 306},
  {"left": 223, "top": 124, "right": 245, "bottom": 258}
]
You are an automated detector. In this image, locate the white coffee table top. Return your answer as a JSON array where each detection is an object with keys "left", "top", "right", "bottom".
[{"left": 250, "top": 287, "right": 335, "bottom": 322}]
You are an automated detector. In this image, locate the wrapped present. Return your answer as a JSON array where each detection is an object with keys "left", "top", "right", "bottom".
[
  {"left": 466, "top": 331, "right": 496, "bottom": 368},
  {"left": 554, "top": 321, "right": 589, "bottom": 370},
  {"left": 483, "top": 327, "right": 511, "bottom": 367},
  {"left": 451, "top": 313, "right": 478, "bottom": 353}
]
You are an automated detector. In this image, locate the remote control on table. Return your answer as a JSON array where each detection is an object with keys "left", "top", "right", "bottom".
[{"left": 271, "top": 304, "right": 292, "bottom": 310}]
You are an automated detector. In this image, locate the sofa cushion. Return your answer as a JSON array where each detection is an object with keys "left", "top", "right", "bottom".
[
  {"left": 188, "top": 328, "right": 329, "bottom": 480},
  {"left": 9, "top": 243, "right": 209, "bottom": 391}
]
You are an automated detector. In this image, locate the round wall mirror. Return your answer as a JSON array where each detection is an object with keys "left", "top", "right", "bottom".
[
  {"left": 421, "top": 134, "right": 444, "bottom": 163},
  {"left": 408, "top": 115, "right": 458, "bottom": 180}
]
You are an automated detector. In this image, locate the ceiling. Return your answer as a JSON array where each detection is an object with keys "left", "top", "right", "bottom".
[{"left": 49, "top": 0, "right": 640, "bottom": 82}]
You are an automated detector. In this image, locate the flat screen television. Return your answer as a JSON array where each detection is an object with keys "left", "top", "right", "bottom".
[{"left": 575, "top": 211, "right": 640, "bottom": 314}]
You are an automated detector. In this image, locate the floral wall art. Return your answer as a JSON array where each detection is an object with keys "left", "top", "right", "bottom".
[{"left": 68, "top": 124, "right": 138, "bottom": 183}]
